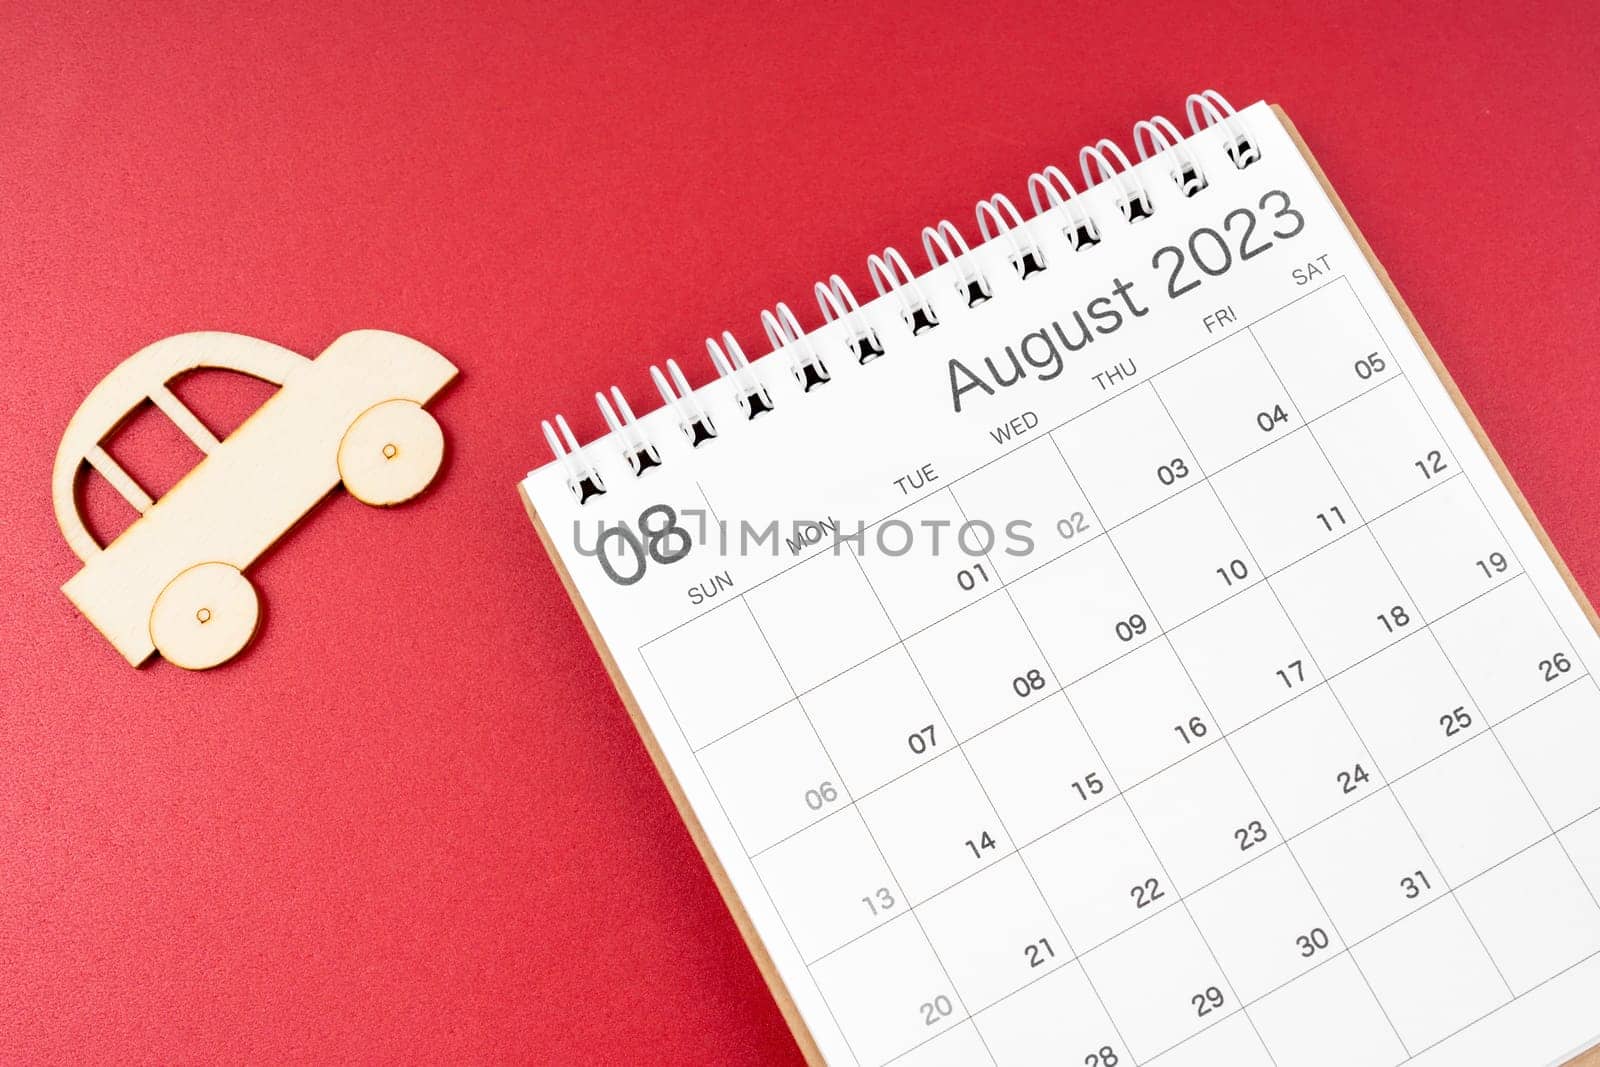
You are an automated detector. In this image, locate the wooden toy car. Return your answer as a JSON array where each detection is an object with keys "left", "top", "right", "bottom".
[{"left": 53, "top": 330, "right": 457, "bottom": 670}]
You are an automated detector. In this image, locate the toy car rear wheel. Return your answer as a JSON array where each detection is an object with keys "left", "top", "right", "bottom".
[
  {"left": 149, "top": 562, "right": 260, "bottom": 670},
  {"left": 338, "top": 399, "right": 444, "bottom": 506}
]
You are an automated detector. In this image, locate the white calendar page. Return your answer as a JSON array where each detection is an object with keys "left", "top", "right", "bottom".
[{"left": 521, "top": 102, "right": 1600, "bottom": 1067}]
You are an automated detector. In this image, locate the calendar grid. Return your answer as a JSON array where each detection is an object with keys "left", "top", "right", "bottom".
[
  {"left": 690, "top": 465, "right": 1492, "bottom": 784},
  {"left": 1342, "top": 301, "right": 1600, "bottom": 918},
  {"left": 736, "top": 596, "right": 998, "bottom": 1066},
  {"left": 840, "top": 544, "right": 1137, "bottom": 1066},
  {"left": 1388, "top": 553, "right": 1600, "bottom": 917},
  {"left": 634, "top": 649, "right": 873, "bottom": 1067},
  {"left": 941, "top": 483, "right": 1283, "bottom": 1065},
  {"left": 629, "top": 270, "right": 1600, "bottom": 1066},
  {"left": 1139, "top": 376, "right": 1461, "bottom": 1051},
  {"left": 864, "top": 741, "right": 1600, "bottom": 1067},
  {"left": 1138, "top": 788, "right": 1600, "bottom": 1067},
  {"left": 1345, "top": 282, "right": 1597, "bottom": 685},
  {"left": 733, "top": 478, "right": 1576, "bottom": 886},
  {"left": 1228, "top": 319, "right": 1520, "bottom": 999},
  {"left": 680, "top": 455, "right": 1475, "bottom": 770},
  {"left": 725, "top": 533, "right": 1521, "bottom": 867},
  {"left": 749, "top": 657, "right": 1595, "bottom": 937},
  {"left": 1238, "top": 314, "right": 1597, "bottom": 987},
  {"left": 1037, "top": 411, "right": 1369, "bottom": 1061},
  {"left": 806, "top": 669, "right": 1593, "bottom": 976}
]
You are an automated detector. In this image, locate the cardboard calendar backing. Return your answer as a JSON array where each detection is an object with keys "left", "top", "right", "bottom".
[{"left": 520, "top": 105, "right": 1600, "bottom": 1066}]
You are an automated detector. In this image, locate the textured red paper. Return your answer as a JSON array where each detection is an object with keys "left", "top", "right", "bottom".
[{"left": 3, "top": 1, "right": 1598, "bottom": 1061}]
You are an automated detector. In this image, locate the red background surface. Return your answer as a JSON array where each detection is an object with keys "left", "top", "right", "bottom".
[{"left": 3, "top": 1, "right": 1599, "bottom": 1061}]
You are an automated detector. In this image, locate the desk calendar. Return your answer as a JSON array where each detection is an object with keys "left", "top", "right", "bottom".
[{"left": 520, "top": 94, "right": 1600, "bottom": 1066}]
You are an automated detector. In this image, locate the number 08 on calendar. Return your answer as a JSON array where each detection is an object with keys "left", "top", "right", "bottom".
[{"left": 522, "top": 94, "right": 1600, "bottom": 1067}]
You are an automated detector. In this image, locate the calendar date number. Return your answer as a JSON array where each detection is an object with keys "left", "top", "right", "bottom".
[
  {"left": 920, "top": 994, "right": 955, "bottom": 1026},
  {"left": 803, "top": 781, "right": 840, "bottom": 811},
  {"left": 1192, "top": 985, "right": 1226, "bottom": 1016},
  {"left": 585, "top": 504, "right": 693, "bottom": 586},
  {"left": 1541, "top": 652, "right": 1574, "bottom": 682},
  {"left": 1153, "top": 190, "right": 1305, "bottom": 300},
  {"left": 862, "top": 886, "right": 896, "bottom": 916}
]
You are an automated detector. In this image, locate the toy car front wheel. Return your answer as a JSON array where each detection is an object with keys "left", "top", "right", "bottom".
[
  {"left": 338, "top": 399, "right": 444, "bottom": 506},
  {"left": 149, "top": 562, "right": 260, "bottom": 670}
]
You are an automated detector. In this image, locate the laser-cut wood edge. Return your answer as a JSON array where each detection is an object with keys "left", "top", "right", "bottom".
[
  {"left": 55, "top": 330, "right": 458, "bottom": 668},
  {"left": 524, "top": 106, "right": 1600, "bottom": 1066}
]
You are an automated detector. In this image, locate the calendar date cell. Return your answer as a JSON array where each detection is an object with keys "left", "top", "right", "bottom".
[
  {"left": 857, "top": 753, "right": 1012, "bottom": 903},
  {"left": 642, "top": 600, "right": 793, "bottom": 748},
  {"left": 1431, "top": 576, "right": 1586, "bottom": 724},
  {"left": 804, "top": 647, "right": 954, "bottom": 796},
  {"left": 1331, "top": 633, "right": 1483, "bottom": 777},
  {"left": 1496, "top": 678, "right": 1600, "bottom": 827},
  {"left": 1125, "top": 742, "right": 1280, "bottom": 891},
  {"left": 1080, "top": 904, "right": 1240, "bottom": 1062},
  {"left": 918, "top": 856, "right": 1070, "bottom": 1009},
  {"left": 1187, "top": 846, "right": 1339, "bottom": 1002},
  {"left": 1250, "top": 280, "right": 1394, "bottom": 420},
  {"left": 754, "top": 808, "right": 906, "bottom": 961},
  {"left": 854, "top": 491, "right": 997, "bottom": 635},
  {"left": 1051, "top": 383, "right": 1198, "bottom": 528},
  {"left": 1292, "top": 791, "right": 1442, "bottom": 941},
  {"left": 1271, "top": 529, "right": 1419, "bottom": 675},
  {"left": 1455, "top": 838, "right": 1600, "bottom": 994},
  {"left": 951, "top": 438, "right": 1101, "bottom": 582},
  {"left": 1250, "top": 955, "right": 1407, "bottom": 1067},
  {"left": 976, "top": 964, "right": 1130, "bottom": 1067},
  {"left": 1350, "top": 898, "right": 1509, "bottom": 1049},
  {"left": 964, "top": 692, "right": 1115, "bottom": 842},
  {"left": 745, "top": 550, "right": 898, "bottom": 694},
  {"left": 1024, "top": 800, "right": 1176, "bottom": 950},
  {"left": 1066, "top": 641, "right": 1219, "bottom": 787},
  {"left": 1154, "top": 330, "right": 1300, "bottom": 473},
  {"left": 1311, "top": 376, "right": 1456, "bottom": 520},
  {"left": 1009, "top": 536, "right": 1158, "bottom": 684},
  {"left": 1169, "top": 583, "right": 1321, "bottom": 733},
  {"left": 699, "top": 701, "right": 849, "bottom": 853},
  {"left": 809, "top": 913, "right": 968, "bottom": 1065},
  {"left": 1209, "top": 426, "right": 1360, "bottom": 574},
  {"left": 1230, "top": 686, "right": 1383, "bottom": 837},
  {"left": 1390, "top": 733, "right": 1545, "bottom": 884},
  {"left": 1111, "top": 485, "right": 1262, "bottom": 626},
  {"left": 1370, "top": 475, "right": 1519, "bottom": 620},
  {"left": 906, "top": 592, "right": 1059, "bottom": 741}
]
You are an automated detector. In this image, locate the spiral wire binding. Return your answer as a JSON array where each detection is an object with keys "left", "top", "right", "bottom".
[
  {"left": 1188, "top": 89, "right": 1260, "bottom": 168},
  {"left": 922, "top": 220, "right": 992, "bottom": 307},
  {"left": 1134, "top": 115, "right": 1207, "bottom": 197},
  {"left": 541, "top": 414, "right": 605, "bottom": 504},
  {"left": 976, "top": 192, "right": 1047, "bottom": 280},
  {"left": 707, "top": 331, "right": 774, "bottom": 419},
  {"left": 1027, "top": 165, "right": 1101, "bottom": 251},
  {"left": 1080, "top": 139, "right": 1154, "bottom": 222},
  {"left": 869, "top": 247, "right": 940, "bottom": 334},
  {"left": 816, "top": 274, "right": 886, "bottom": 365},
  {"left": 596, "top": 386, "right": 660, "bottom": 475},
  {"left": 543, "top": 89, "right": 1259, "bottom": 504},
  {"left": 650, "top": 359, "right": 717, "bottom": 447},
  {"left": 761, "top": 302, "right": 831, "bottom": 391}
]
